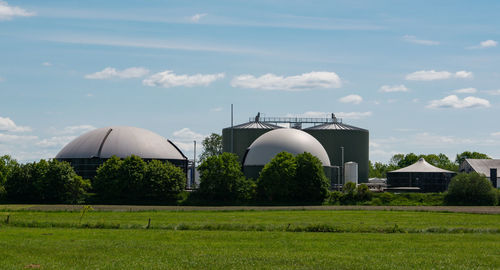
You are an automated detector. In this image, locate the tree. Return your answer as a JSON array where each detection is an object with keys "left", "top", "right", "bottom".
[
  {"left": 445, "top": 172, "right": 498, "bottom": 206},
  {"left": 118, "top": 155, "right": 147, "bottom": 200},
  {"left": 455, "top": 151, "right": 491, "bottom": 166},
  {"left": 257, "top": 152, "right": 297, "bottom": 202},
  {"left": 5, "top": 159, "right": 89, "bottom": 203},
  {"left": 0, "top": 155, "right": 18, "bottom": 200},
  {"left": 199, "top": 133, "right": 223, "bottom": 163},
  {"left": 197, "top": 152, "right": 255, "bottom": 201},
  {"left": 145, "top": 160, "right": 186, "bottom": 201},
  {"left": 93, "top": 156, "right": 124, "bottom": 199},
  {"left": 293, "top": 152, "right": 329, "bottom": 202}
]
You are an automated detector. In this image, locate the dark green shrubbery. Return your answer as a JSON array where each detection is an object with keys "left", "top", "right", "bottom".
[
  {"left": 5, "top": 159, "right": 90, "bottom": 203},
  {"left": 196, "top": 152, "right": 255, "bottom": 202},
  {"left": 328, "top": 183, "right": 373, "bottom": 205},
  {"left": 445, "top": 172, "right": 498, "bottom": 206},
  {"left": 93, "top": 155, "right": 186, "bottom": 202},
  {"left": 257, "top": 152, "right": 329, "bottom": 203}
]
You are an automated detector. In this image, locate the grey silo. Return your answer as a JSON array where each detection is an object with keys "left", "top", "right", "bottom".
[
  {"left": 222, "top": 117, "right": 282, "bottom": 163},
  {"left": 304, "top": 120, "right": 369, "bottom": 183}
]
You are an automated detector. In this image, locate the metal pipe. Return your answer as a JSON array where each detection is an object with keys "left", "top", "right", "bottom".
[
  {"left": 231, "top": 104, "right": 234, "bottom": 153},
  {"left": 341, "top": 146, "right": 344, "bottom": 185}
]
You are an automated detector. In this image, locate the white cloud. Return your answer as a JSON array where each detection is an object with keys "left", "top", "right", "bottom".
[
  {"left": 453, "top": 87, "right": 477, "bottom": 94},
  {"left": 173, "top": 128, "right": 206, "bottom": 142},
  {"left": 334, "top": 111, "right": 372, "bottom": 119},
  {"left": 479, "top": 40, "right": 497, "bottom": 48},
  {"left": 339, "top": 94, "right": 362, "bottom": 104},
  {"left": 0, "top": 1, "right": 35, "bottom": 20},
  {"left": 484, "top": 89, "right": 500, "bottom": 95},
  {"left": 171, "top": 128, "right": 207, "bottom": 156},
  {"left": 49, "top": 125, "right": 95, "bottom": 135},
  {"left": 427, "top": 95, "right": 490, "bottom": 109},
  {"left": 231, "top": 71, "right": 342, "bottom": 91},
  {"left": 36, "top": 136, "right": 76, "bottom": 148},
  {"left": 379, "top": 84, "right": 408, "bottom": 93},
  {"left": 190, "top": 13, "right": 207, "bottom": 22},
  {"left": 143, "top": 71, "right": 224, "bottom": 88},
  {"left": 455, "top": 70, "right": 473, "bottom": 79},
  {"left": 405, "top": 70, "right": 473, "bottom": 81},
  {"left": 210, "top": 107, "right": 223, "bottom": 112},
  {"left": 491, "top": 132, "right": 500, "bottom": 137},
  {"left": 0, "top": 133, "right": 37, "bottom": 143},
  {"left": 0, "top": 116, "right": 31, "bottom": 132},
  {"left": 85, "top": 67, "right": 149, "bottom": 80},
  {"left": 42, "top": 62, "right": 52, "bottom": 67},
  {"left": 403, "top": 35, "right": 439, "bottom": 46}
]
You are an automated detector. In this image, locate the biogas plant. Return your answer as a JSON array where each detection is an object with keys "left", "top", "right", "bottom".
[{"left": 56, "top": 112, "right": 369, "bottom": 189}]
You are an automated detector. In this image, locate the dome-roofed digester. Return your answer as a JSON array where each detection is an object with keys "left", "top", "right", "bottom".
[
  {"left": 222, "top": 113, "right": 282, "bottom": 162},
  {"left": 304, "top": 115, "right": 369, "bottom": 183},
  {"left": 242, "top": 128, "right": 331, "bottom": 180},
  {"left": 56, "top": 126, "right": 187, "bottom": 179}
]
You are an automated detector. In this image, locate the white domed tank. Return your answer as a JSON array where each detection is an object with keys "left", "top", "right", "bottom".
[
  {"left": 56, "top": 126, "right": 187, "bottom": 179},
  {"left": 242, "top": 128, "right": 331, "bottom": 179}
]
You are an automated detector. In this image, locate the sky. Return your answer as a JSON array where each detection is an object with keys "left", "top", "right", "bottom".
[{"left": 1, "top": 0, "right": 500, "bottom": 164}]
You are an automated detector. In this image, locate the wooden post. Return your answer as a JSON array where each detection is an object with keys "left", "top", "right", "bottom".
[{"left": 147, "top": 218, "right": 151, "bottom": 229}]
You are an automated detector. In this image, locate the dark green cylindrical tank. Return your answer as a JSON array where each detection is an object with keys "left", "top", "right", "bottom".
[
  {"left": 222, "top": 121, "right": 282, "bottom": 162},
  {"left": 304, "top": 122, "right": 369, "bottom": 183}
]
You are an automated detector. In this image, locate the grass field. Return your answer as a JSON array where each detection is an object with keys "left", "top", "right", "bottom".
[{"left": 1, "top": 207, "right": 500, "bottom": 269}]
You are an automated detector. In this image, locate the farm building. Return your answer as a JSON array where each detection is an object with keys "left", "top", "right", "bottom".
[
  {"left": 55, "top": 126, "right": 188, "bottom": 179},
  {"left": 223, "top": 113, "right": 369, "bottom": 183},
  {"left": 386, "top": 158, "right": 456, "bottom": 192},
  {"left": 459, "top": 159, "right": 500, "bottom": 188}
]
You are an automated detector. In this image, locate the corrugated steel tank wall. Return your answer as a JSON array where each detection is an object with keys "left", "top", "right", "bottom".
[
  {"left": 305, "top": 129, "right": 369, "bottom": 183},
  {"left": 222, "top": 128, "right": 273, "bottom": 163}
]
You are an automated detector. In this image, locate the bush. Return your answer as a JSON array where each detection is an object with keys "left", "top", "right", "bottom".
[
  {"left": 293, "top": 152, "right": 330, "bottom": 202},
  {"left": 5, "top": 159, "right": 89, "bottom": 203},
  {"left": 355, "top": 184, "right": 372, "bottom": 201},
  {"left": 197, "top": 152, "right": 255, "bottom": 202},
  {"left": 445, "top": 172, "right": 498, "bottom": 206}
]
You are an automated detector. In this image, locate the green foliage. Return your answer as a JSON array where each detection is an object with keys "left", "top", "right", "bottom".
[
  {"left": 257, "top": 152, "right": 329, "bottom": 203},
  {"left": 257, "top": 152, "right": 297, "bottom": 202},
  {"left": 197, "top": 152, "right": 255, "bottom": 202},
  {"left": 293, "top": 152, "right": 330, "bottom": 202},
  {"left": 355, "top": 184, "right": 372, "bottom": 201},
  {"left": 445, "top": 173, "right": 498, "bottom": 206},
  {"left": 455, "top": 151, "right": 491, "bottom": 166},
  {"left": 4, "top": 159, "right": 89, "bottom": 203},
  {"left": 94, "top": 155, "right": 186, "bottom": 202},
  {"left": 199, "top": 133, "right": 223, "bottom": 163},
  {"left": 145, "top": 160, "right": 186, "bottom": 201}
]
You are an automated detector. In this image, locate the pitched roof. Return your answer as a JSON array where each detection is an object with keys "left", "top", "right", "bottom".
[
  {"left": 305, "top": 122, "right": 367, "bottom": 131},
  {"left": 463, "top": 159, "right": 500, "bottom": 177},
  {"left": 229, "top": 121, "right": 283, "bottom": 129},
  {"left": 389, "top": 158, "right": 454, "bottom": 173}
]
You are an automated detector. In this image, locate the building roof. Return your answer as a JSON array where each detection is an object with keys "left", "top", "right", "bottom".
[
  {"left": 305, "top": 122, "right": 367, "bottom": 131},
  {"left": 389, "top": 158, "right": 454, "bottom": 173},
  {"left": 463, "top": 159, "right": 500, "bottom": 177},
  {"left": 243, "top": 128, "right": 330, "bottom": 166},
  {"left": 55, "top": 126, "right": 187, "bottom": 160},
  {"left": 229, "top": 121, "right": 283, "bottom": 129}
]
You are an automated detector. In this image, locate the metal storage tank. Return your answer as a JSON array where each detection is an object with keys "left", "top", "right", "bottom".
[
  {"left": 222, "top": 114, "right": 282, "bottom": 162},
  {"left": 304, "top": 116, "right": 369, "bottom": 183},
  {"left": 344, "top": 161, "right": 358, "bottom": 184},
  {"left": 242, "top": 128, "right": 331, "bottom": 180},
  {"left": 55, "top": 126, "right": 188, "bottom": 179}
]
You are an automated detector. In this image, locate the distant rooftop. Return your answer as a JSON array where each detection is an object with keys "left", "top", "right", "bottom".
[{"left": 250, "top": 112, "right": 342, "bottom": 124}]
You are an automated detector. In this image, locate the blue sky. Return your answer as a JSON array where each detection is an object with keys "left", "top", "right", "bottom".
[{"left": 1, "top": 0, "right": 500, "bottom": 163}]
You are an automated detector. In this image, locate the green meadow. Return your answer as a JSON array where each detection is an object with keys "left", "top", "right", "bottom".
[{"left": 1, "top": 207, "right": 500, "bottom": 269}]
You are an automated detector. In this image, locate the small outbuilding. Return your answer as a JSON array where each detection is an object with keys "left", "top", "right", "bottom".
[{"left": 386, "top": 158, "right": 456, "bottom": 192}]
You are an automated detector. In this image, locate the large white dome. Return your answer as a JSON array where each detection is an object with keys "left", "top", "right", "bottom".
[
  {"left": 243, "top": 128, "right": 330, "bottom": 166},
  {"left": 55, "top": 126, "right": 186, "bottom": 160}
]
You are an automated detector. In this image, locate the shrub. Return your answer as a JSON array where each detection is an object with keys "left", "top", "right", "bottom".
[
  {"left": 197, "top": 152, "right": 255, "bottom": 202},
  {"left": 379, "top": 192, "right": 394, "bottom": 204},
  {"left": 355, "top": 184, "right": 372, "bottom": 201},
  {"left": 327, "top": 191, "right": 344, "bottom": 205},
  {"left": 445, "top": 172, "right": 498, "bottom": 206},
  {"left": 293, "top": 152, "right": 330, "bottom": 202}
]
